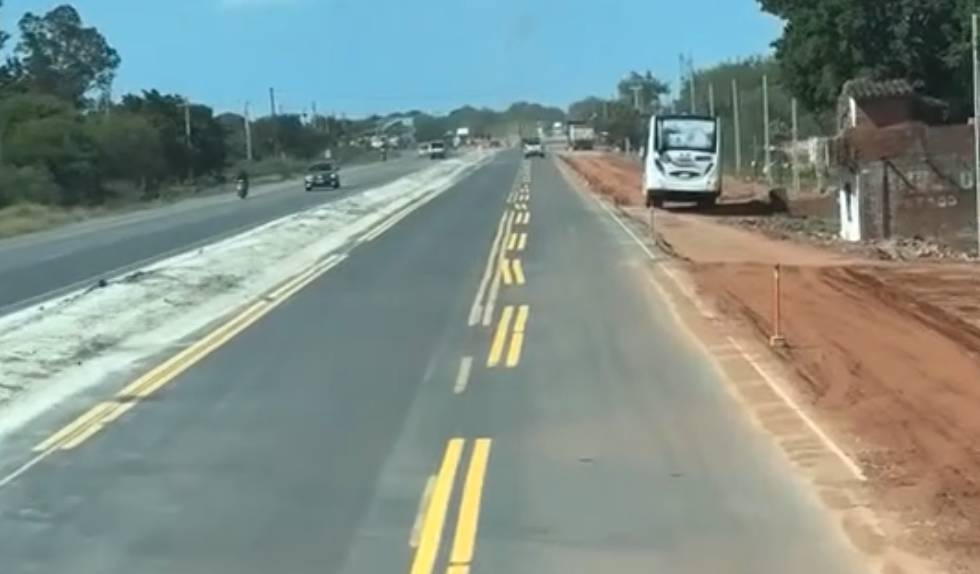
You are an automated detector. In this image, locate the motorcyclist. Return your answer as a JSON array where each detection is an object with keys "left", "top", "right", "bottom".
[{"left": 235, "top": 169, "right": 250, "bottom": 197}]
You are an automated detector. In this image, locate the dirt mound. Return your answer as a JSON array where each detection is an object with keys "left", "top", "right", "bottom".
[{"left": 566, "top": 152, "right": 980, "bottom": 573}]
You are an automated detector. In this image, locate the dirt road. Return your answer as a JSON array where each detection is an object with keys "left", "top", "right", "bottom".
[{"left": 564, "top": 152, "right": 980, "bottom": 574}]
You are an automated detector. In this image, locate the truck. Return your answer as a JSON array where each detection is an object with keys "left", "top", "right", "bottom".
[{"left": 567, "top": 123, "right": 596, "bottom": 151}]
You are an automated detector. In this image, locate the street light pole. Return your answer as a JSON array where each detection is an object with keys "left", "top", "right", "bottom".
[
  {"left": 732, "top": 78, "right": 742, "bottom": 176},
  {"left": 244, "top": 102, "right": 254, "bottom": 162},
  {"left": 763, "top": 74, "right": 772, "bottom": 185},
  {"left": 973, "top": 12, "right": 980, "bottom": 257}
]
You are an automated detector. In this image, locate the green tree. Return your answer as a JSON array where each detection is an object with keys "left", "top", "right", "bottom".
[
  {"left": 87, "top": 112, "right": 166, "bottom": 195},
  {"left": 617, "top": 71, "right": 670, "bottom": 112},
  {"left": 14, "top": 5, "right": 120, "bottom": 106},
  {"left": 759, "top": 0, "right": 975, "bottom": 117}
]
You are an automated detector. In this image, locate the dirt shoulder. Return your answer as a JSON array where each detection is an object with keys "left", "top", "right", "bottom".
[{"left": 562, "top": 152, "right": 980, "bottom": 573}]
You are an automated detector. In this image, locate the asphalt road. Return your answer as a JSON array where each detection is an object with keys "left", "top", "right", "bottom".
[
  {"left": 0, "top": 152, "right": 868, "bottom": 573},
  {"left": 0, "top": 155, "right": 428, "bottom": 314}
]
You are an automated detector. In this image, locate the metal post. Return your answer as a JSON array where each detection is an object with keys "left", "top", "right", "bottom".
[
  {"left": 770, "top": 264, "right": 786, "bottom": 348},
  {"left": 269, "top": 87, "right": 277, "bottom": 117},
  {"left": 974, "top": 13, "right": 980, "bottom": 257},
  {"left": 244, "top": 102, "right": 254, "bottom": 162},
  {"left": 630, "top": 85, "right": 643, "bottom": 112},
  {"left": 791, "top": 97, "right": 800, "bottom": 196},
  {"left": 708, "top": 83, "right": 715, "bottom": 117},
  {"left": 732, "top": 78, "right": 742, "bottom": 176},
  {"left": 689, "top": 70, "right": 696, "bottom": 114},
  {"left": 763, "top": 74, "right": 772, "bottom": 185}
]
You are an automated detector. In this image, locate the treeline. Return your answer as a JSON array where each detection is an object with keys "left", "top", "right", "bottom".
[
  {"left": 567, "top": 71, "right": 670, "bottom": 150},
  {"left": 0, "top": 3, "right": 361, "bottom": 209},
  {"left": 411, "top": 102, "right": 566, "bottom": 142}
]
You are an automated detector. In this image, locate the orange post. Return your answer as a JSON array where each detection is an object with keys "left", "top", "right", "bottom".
[{"left": 770, "top": 264, "right": 787, "bottom": 348}]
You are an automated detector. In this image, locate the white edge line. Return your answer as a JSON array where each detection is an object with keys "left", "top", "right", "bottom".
[
  {"left": 563, "top": 160, "right": 866, "bottom": 483},
  {"left": 727, "top": 336, "right": 867, "bottom": 482},
  {"left": 454, "top": 356, "right": 474, "bottom": 394}
]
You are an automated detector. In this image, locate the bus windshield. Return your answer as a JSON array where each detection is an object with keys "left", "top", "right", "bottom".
[{"left": 658, "top": 118, "right": 717, "bottom": 153}]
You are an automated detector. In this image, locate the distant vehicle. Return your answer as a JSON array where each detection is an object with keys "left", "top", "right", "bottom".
[
  {"left": 417, "top": 142, "right": 430, "bottom": 158},
  {"left": 305, "top": 162, "right": 340, "bottom": 191},
  {"left": 643, "top": 114, "right": 721, "bottom": 209},
  {"left": 428, "top": 141, "right": 447, "bottom": 160},
  {"left": 567, "top": 123, "right": 596, "bottom": 151},
  {"left": 522, "top": 137, "right": 545, "bottom": 158}
]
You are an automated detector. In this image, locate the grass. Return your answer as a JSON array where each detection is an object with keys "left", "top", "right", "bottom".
[{"left": 0, "top": 203, "right": 108, "bottom": 239}]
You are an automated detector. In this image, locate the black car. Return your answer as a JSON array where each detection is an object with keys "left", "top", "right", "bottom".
[{"left": 305, "top": 162, "right": 340, "bottom": 191}]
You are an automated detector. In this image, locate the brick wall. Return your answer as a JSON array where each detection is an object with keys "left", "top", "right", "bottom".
[{"left": 833, "top": 122, "right": 977, "bottom": 252}]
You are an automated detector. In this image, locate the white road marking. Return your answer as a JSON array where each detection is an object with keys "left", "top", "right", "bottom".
[
  {"left": 727, "top": 336, "right": 867, "bottom": 482},
  {"left": 454, "top": 356, "right": 474, "bottom": 394},
  {"left": 562, "top": 160, "right": 867, "bottom": 483},
  {"left": 468, "top": 211, "right": 512, "bottom": 326}
]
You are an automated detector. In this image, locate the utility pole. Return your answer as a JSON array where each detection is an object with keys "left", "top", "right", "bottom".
[
  {"left": 244, "top": 102, "right": 254, "bottom": 162},
  {"left": 678, "top": 53, "right": 685, "bottom": 113},
  {"left": 763, "top": 74, "right": 772, "bottom": 185},
  {"left": 708, "top": 83, "right": 715, "bottom": 117},
  {"left": 733, "top": 78, "right": 742, "bottom": 176},
  {"left": 688, "top": 55, "right": 696, "bottom": 114},
  {"left": 630, "top": 85, "right": 643, "bottom": 112},
  {"left": 791, "top": 97, "right": 800, "bottom": 196},
  {"left": 269, "top": 87, "right": 278, "bottom": 117},
  {"left": 183, "top": 99, "right": 193, "bottom": 181},
  {"left": 974, "top": 13, "right": 980, "bottom": 257}
]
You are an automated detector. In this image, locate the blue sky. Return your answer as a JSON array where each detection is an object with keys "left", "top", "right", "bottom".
[{"left": 8, "top": 0, "right": 781, "bottom": 116}]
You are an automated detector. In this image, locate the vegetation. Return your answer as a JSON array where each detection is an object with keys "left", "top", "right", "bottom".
[
  {"left": 567, "top": 71, "right": 670, "bottom": 150},
  {"left": 0, "top": 2, "right": 373, "bottom": 213},
  {"left": 758, "top": 0, "right": 976, "bottom": 119}
]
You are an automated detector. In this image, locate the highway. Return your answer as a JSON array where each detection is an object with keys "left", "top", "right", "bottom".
[
  {"left": 0, "top": 152, "right": 867, "bottom": 574},
  {"left": 0, "top": 155, "right": 427, "bottom": 314}
]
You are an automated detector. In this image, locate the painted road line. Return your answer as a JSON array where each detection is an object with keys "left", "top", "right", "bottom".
[
  {"left": 454, "top": 356, "right": 474, "bottom": 395},
  {"left": 523, "top": 212, "right": 530, "bottom": 225},
  {"left": 32, "top": 401, "right": 117, "bottom": 453},
  {"left": 506, "top": 233, "right": 518, "bottom": 251},
  {"left": 446, "top": 566, "right": 469, "bottom": 574},
  {"left": 481, "top": 212, "right": 515, "bottom": 327},
  {"left": 410, "top": 475, "right": 437, "bottom": 548},
  {"left": 410, "top": 439, "right": 465, "bottom": 574},
  {"left": 467, "top": 211, "right": 511, "bottom": 326},
  {"left": 516, "top": 233, "right": 527, "bottom": 251},
  {"left": 487, "top": 306, "right": 515, "bottom": 367},
  {"left": 29, "top": 254, "right": 350, "bottom": 456},
  {"left": 499, "top": 258, "right": 514, "bottom": 286},
  {"left": 59, "top": 421, "right": 106, "bottom": 450},
  {"left": 512, "top": 259, "right": 526, "bottom": 286},
  {"left": 506, "top": 305, "right": 530, "bottom": 368},
  {"left": 449, "top": 438, "right": 492, "bottom": 565}
]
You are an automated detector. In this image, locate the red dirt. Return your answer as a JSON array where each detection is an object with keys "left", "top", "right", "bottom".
[{"left": 563, "top": 152, "right": 980, "bottom": 573}]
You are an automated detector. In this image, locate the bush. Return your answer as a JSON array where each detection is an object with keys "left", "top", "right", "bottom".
[{"left": 0, "top": 165, "right": 60, "bottom": 207}]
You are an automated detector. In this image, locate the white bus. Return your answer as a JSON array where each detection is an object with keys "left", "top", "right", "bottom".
[{"left": 643, "top": 114, "right": 721, "bottom": 209}]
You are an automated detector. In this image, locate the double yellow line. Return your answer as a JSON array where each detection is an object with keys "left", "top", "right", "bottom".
[
  {"left": 32, "top": 254, "right": 348, "bottom": 453},
  {"left": 411, "top": 438, "right": 493, "bottom": 574},
  {"left": 487, "top": 305, "right": 529, "bottom": 368}
]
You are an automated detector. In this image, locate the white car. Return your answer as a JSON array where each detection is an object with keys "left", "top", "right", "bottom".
[{"left": 523, "top": 137, "right": 545, "bottom": 158}]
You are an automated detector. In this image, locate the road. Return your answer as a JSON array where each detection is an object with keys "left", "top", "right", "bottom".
[
  {"left": 0, "top": 152, "right": 867, "bottom": 574},
  {"left": 0, "top": 155, "right": 427, "bottom": 314}
]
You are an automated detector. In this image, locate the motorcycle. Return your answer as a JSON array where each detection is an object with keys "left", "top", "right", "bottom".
[{"left": 236, "top": 179, "right": 249, "bottom": 199}]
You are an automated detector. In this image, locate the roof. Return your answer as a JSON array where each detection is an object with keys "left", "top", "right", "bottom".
[{"left": 841, "top": 78, "right": 916, "bottom": 101}]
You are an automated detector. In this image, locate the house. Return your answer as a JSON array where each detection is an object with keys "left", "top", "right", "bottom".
[{"left": 837, "top": 78, "right": 949, "bottom": 131}]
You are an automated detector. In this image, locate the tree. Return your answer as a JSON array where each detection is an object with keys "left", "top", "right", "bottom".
[
  {"left": 617, "top": 71, "right": 670, "bottom": 113},
  {"left": 87, "top": 113, "right": 166, "bottom": 194},
  {"left": 15, "top": 5, "right": 120, "bottom": 106},
  {"left": 759, "top": 0, "right": 975, "bottom": 118}
]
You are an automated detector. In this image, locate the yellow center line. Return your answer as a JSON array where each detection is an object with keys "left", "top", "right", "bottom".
[
  {"left": 487, "top": 306, "right": 515, "bottom": 367},
  {"left": 506, "top": 305, "right": 530, "bottom": 368},
  {"left": 499, "top": 257, "right": 514, "bottom": 286},
  {"left": 32, "top": 402, "right": 117, "bottom": 453},
  {"left": 449, "top": 438, "right": 493, "bottom": 565},
  {"left": 506, "top": 233, "right": 518, "bottom": 251},
  {"left": 512, "top": 259, "right": 526, "bottom": 285},
  {"left": 446, "top": 566, "right": 469, "bottom": 574},
  {"left": 516, "top": 233, "right": 527, "bottom": 251},
  {"left": 410, "top": 439, "right": 465, "bottom": 574},
  {"left": 523, "top": 212, "right": 531, "bottom": 225}
]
